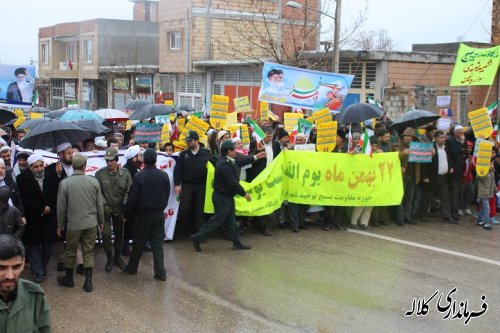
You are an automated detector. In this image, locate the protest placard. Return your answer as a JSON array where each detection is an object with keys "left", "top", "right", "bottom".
[
  {"left": 293, "top": 144, "right": 316, "bottom": 151},
  {"left": 210, "top": 95, "right": 229, "bottom": 129},
  {"left": 476, "top": 140, "right": 494, "bottom": 177},
  {"left": 229, "top": 124, "right": 251, "bottom": 144},
  {"left": 134, "top": 123, "right": 163, "bottom": 142},
  {"left": 164, "top": 100, "right": 174, "bottom": 106},
  {"left": 450, "top": 43, "right": 500, "bottom": 86},
  {"left": 309, "top": 108, "right": 331, "bottom": 124},
  {"left": 226, "top": 112, "right": 238, "bottom": 128},
  {"left": 184, "top": 115, "right": 209, "bottom": 136},
  {"left": 29, "top": 112, "right": 43, "bottom": 119},
  {"left": 284, "top": 112, "right": 304, "bottom": 132},
  {"left": 160, "top": 123, "right": 170, "bottom": 143},
  {"left": 436, "top": 118, "right": 451, "bottom": 131},
  {"left": 234, "top": 96, "right": 251, "bottom": 113},
  {"left": 205, "top": 151, "right": 403, "bottom": 215},
  {"left": 409, "top": 142, "right": 433, "bottom": 163},
  {"left": 316, "top": 121, "right": 337, "bottom": 152},
  {"left": 436, "top": 95, "right": 451, "bottom": 107},
  {"left": 468, "top": 107, "right": 493, "bottom": 139}
]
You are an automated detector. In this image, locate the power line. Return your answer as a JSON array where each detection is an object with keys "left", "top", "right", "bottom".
[{"left": 460, "top": 0, "right": 490, "bottom": 39}]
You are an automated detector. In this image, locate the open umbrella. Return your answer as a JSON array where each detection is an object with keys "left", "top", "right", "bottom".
[
  {"left": 19, "top": 119, "right": 91, "bottom": 150},
  {"left": 176, "top": 105, "right": 195, "bottom": 112},
  {"left": 129, "top": 104, "right": 175, "bottom": 120},
  {"left": 45, "top": 110, "right": 68, "bottom": 119},
  {"left": 17, "top": 118, "right": 52, "bottom": 130},
  {"left": 0, "top": 109, "right": 18, "bottom": 124},
  {"left": 335, "top": 103, "right": 384, "bottom": 124},
  {"left": 30, "top": 107, "right": 52, "bottom": 113},
  {"left": 123, "top": 100, "right": 151, "bottom": 111},
  {"left": 70, "top": 119, "right": 111, "bottom": 134},
  {"left": 59, "top": 109, "right": 104, "bottom": 122},
  {"left": 389, "top": 110, "right": 441, "bottom": 134},
  {"left": 95, "top": 108, "right": 129, "bottom": 121}
]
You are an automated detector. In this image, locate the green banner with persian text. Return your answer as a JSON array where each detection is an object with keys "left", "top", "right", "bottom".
[
  {"left": 450, "top": 43, "right": 500, "bottom": 86},
  {"left": 204, "top": 151, "right": 403, "bottom": 216}
]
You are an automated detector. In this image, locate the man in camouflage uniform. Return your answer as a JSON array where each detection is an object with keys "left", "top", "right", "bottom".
[{"left": 95, "top": 148, "right": 132, "bottom": 273}]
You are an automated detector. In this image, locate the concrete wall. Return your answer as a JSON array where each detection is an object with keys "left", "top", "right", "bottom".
[{"left": 97, "top": 19, "right": 159, "bottom": 67}]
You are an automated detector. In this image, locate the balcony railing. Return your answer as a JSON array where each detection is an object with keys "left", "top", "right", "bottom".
[{"left": 59, "top": 61, "right": 77, "bottom": 71}]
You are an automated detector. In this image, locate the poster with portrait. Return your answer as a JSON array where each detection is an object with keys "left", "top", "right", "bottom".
[
  {"left": 258, "top": 62, "right": 354, "bottom": 111},
  {"left": 0, "top": 64, "right": 36, "bottom": 108}
]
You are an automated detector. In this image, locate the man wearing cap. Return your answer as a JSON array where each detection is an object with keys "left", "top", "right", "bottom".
[
  {"left": 191, "top": 140, "right": 252, "bottom": 252},
  {"left": 173, "top": 130, "right": 215, "bottom": 239},
  {"left": 445, "top": 125, "right": 468, "bottom": 221},
  {"left": 57, "top": 153, "right": 104, "bottom": 292},
  {"left": 95, "top": 148, "right": 132, "bottom": 272},
  {"left": 12, "top": 149, "right": 32, "bottom": 180},
  {"left": 122, "top": 149, "right": 170, "bottom": 281},
  {"left": 16, "top": 154, "right": 56, "bottom": 283},
  {"left": 45, "top": 142, "right": 73, "bottom": 272}
]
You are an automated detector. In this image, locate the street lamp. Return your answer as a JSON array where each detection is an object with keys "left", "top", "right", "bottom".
[{"left": 285, "top": 0, "right": 341, "bottom": 73}]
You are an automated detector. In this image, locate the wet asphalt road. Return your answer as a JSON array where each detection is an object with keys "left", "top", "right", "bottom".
[{"left": 36, "top": 214, "right": 499, "bottom": 332}]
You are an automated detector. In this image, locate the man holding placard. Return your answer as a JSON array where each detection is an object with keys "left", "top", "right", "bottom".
[{"left": 445, "top": 125, "right": 467, "bottom": 222}]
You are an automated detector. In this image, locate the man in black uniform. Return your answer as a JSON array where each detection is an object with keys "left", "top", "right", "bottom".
[
  {"left": 122, "top": 149, "right": 170, "bottom": 281},
  {"left": 173, "top": 131, "right": 215, "bottom": 239},
  {"left": 191, "top": 140, "right": 252, "bottom": 252}
]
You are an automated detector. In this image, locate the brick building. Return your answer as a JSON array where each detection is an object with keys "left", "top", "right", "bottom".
[{"left": 38, "top": 0, "right": 159, "bottom": 109}]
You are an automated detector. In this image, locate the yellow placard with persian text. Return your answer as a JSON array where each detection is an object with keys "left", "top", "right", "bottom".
[
  {"left": 229, "top": 124, "right": 250, "bottom": 144},
  {"left": 164, "top": 100, "right": 174, "bottom": 106},
  {"left": 204, "top": 151, "right": 403, "bottom": 215},
  {"left": 210, "top": 95, "right": 229, "bottom": 129},
  {"left": 184, "top": 115, "right": 209, "bottom": 136},
  {"left": 310, "top": 108, "right": 331, "bottom": 124},
  {"left": 316, "top": 121, "right": 337, "bottom": 152},
  {"left": 225, "top": 112, "right": 238, "bottom": 129},
  {"left": 29, "top": 112, "right": 43, "bottom": 119},
  {"left": 283, "top": 112, "right": 304, "bottom": 132},
  {"left": 476, "top": 140, "right": 494, "bottom": 177},
  {"left": 468, "top": 107, "right": 493, "bottom": 139},
  {"left": 234, "top": 96, "right": 251, "bottom": 113}
]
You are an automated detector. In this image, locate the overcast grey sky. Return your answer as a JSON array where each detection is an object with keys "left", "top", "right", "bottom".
[{"left": 0, "top": 0, "right": 492, "bottom": 67}]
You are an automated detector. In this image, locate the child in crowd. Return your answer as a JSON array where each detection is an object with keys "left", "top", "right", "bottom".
[{"left": 476, "top": 152, "right": 497, "bottom": 230}]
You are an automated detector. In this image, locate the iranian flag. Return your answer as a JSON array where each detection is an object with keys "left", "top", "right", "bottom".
[
  {"left": 359, "top": 130, "right": 372, "bottom": 156},
  {"left": 488, "top": 100, "right": 498, "bottom": 118},
  {"left": 246, "top": 118, "right": 265, "bottom": 142},
  {"left": 232, "top": 126, "right": 243, "bottom": 139},
  {"left": 289, "top": 118, "right": 313, "bottom": 144},
  {"left": 367, "top": 96, "right": 383, "bottom": 109},
  {"left": 347, "top": 126, "right": 354, "bottom": 152}
]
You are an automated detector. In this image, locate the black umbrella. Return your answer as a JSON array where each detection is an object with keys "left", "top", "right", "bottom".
[
  {"left": 123, "top": 99, "right": 151, "bottom": 111},
  {"left": 335, "top": 103, "right": 384, "bottom": 124},
  {"left": 17, "top": 118, "right": 52, "bottom": 130},
  {"left": 129, "top": 104, "right": 175, "bottom": 120},
  {"left": 19, "top": 119, "right": 90, "bottom": 150},
  {"left": 0, "top": 109, "right": 18, "bottom": 124},
  {"left": 45, "top": 110, "right": 68, "bottom": 119},
  {"left": 176, "top": 105, "right": 195, "bottom": 112},
  {"left": 70, "top": 119, "right": 111, "bottom": 134},
  {"left": 389, "top": 110, "right": 441, "bottom": 134}
]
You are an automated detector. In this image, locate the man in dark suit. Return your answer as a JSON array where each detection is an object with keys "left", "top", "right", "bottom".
[
  {"left": 445, "top": 125, "right": 467, "bottom": 221},
  {"left": 17, "top": 154, "right": 56, "bottom": 283},
  {"left": 247, "top": 126, "right": 283, "bottom": 235},
  {"left": 0, "top": 158, "right": 24, "bottom": 216},
  {"left": 418, "top": 131, "right": 456, "bottom": 223},
  {"left": 44, "top": 142, "right": 73, "bottom": 271}
]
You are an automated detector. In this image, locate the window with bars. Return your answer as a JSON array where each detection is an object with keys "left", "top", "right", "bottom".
[
  {"left": 169, "top": 31, "right": 181, "bottom": 50},
  {"left": 66, "top": 42, "right": 76, "bottom": 62},
  {"left": 159, "top": 75, "right": 175, "bottom": 94},
  {"left": 178, "top": 74, "right": 202, "bottom": 94},
  {"left": 365, "top": 63, "right": 376, "bottom": 89},
  {"left": 52, "top": 79, "right": 63, "bottom": 109}
]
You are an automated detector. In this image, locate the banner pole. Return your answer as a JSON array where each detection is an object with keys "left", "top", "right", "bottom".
[{"left": 483, "top": 84, "right": 494, "bottom": 107}]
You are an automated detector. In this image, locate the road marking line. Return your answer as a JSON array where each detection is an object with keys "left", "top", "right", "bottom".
[{"left": 348, "top": 229, "right": 500, "bottom": 267}]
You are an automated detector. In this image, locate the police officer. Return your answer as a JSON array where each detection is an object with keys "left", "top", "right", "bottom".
[
  {"left": 191, "top": 140, "right": 252, "bottom": 252},
  {"left": 95, "top": 148, "right": 132, "bottom": 273},
  {"left": 122, "top": 149, "right": 170, "bottom": 281}
]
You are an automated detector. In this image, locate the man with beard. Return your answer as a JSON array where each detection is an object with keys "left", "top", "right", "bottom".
[
  {"left": 121, "top": 145, "right": 142, "bottom": 255},
  {"left": 6, "top": 67, "right": 35, "bottom": 104},
  {"left": 0, "top": 159, "right": 24, "bottom": 219},
  {"left": 12, "top": 150, "right": 32, "bottom": 181},
  {"left": 45, "top": 142, "right": 73, "bottom": 271},
  {"left": 0, "top": 146, "right": 12, "bottom": 169},
  {"left": 0, "top": 235, "right": 51, "bottom": 332},
  {"left": 17, "top": 154, "right": 56, "bottom": 283}
]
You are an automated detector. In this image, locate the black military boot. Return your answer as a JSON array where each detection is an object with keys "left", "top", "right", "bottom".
[
  {"left": 57, "top": 268, "right": 75, "bottom": 288},
  {"left": 105, "top": 251, "right": 113, "bottom": 273},
  {"left": 114, "top": 250, "right": 126, "bottom": 270},
  {"left": 83, "top": 268, "right": 93, "bottom": 292}
]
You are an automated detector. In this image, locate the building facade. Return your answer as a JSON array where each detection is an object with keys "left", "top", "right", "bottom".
[{"left": 38, "top": 1, "right": 159, "bottom": 109}]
